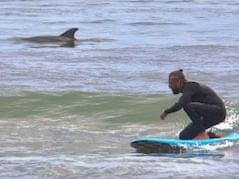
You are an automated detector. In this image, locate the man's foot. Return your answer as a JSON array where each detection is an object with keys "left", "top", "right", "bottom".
[
  {"left": 208, "top": 131, "right": 223, "bottom": 138},
  {"left": 194, "top": 131, "right": 223, "bottom": 139},
  {"left": 194, "top": 132, "right": 209, "bottom": 139}
]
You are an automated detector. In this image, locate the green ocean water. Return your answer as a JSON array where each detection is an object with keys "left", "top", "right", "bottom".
[
  {"left": 0, "top": 91, "right": 238, "bottom": 135},
  {"left": 0, "top": 91, "right": 186, "bottom": 126}
]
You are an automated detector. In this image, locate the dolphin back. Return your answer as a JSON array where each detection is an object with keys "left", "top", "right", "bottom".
[{"left": 60, "top": 28, "right": 78, "bottom": 39}]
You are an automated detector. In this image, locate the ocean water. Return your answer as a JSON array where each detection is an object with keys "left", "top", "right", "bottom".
[{"left": 1, "top": 0, "right": 239, "bottom": 178}]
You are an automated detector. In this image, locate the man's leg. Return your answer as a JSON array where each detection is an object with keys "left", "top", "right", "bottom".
[
  {"left": 179, "top": 123, "right": 202, "bottom": 139},
  {"left": 186, "top": 102, "right": 226, "bottom": 129},
  {"left": 183, "top": 103, "right": 205, "bottom": 132},
  {"left": 180, "top": 102, "right": 225, "bottom": 139}
]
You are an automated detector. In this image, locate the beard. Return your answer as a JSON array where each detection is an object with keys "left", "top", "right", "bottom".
[{"left": 171, "top": 88, "right": 180, "bottom": 94}]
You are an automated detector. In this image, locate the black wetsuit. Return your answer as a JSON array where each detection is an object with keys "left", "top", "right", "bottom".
[{"left": 165, "top": 81, "right": 226, "bottom": 139}]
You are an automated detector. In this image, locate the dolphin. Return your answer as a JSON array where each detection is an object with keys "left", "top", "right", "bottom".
[{"left": 21, "top": 28, "right": 78, "bottom": 45}]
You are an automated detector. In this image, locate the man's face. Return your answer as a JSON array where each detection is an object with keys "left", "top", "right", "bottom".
[{"left": 168, "top": 77, "right": 181, "bottom": 94}]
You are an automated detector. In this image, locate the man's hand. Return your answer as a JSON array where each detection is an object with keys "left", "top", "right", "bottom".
[{"left": 160, "top": 111, "right": 168, "bottom": 120}]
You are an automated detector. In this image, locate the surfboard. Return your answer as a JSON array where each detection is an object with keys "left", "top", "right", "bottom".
[{"left": 131, "top": 132, "right": 239, "bottom": 153}]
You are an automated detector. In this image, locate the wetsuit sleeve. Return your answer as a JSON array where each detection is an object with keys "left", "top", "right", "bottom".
[{"left": 164, "top": 83, "right": 198, "bottom": 114}]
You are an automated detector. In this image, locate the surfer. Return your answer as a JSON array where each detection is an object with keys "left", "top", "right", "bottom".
[{"left": 160, "top": 69, "right": 226, "bottom": 140}]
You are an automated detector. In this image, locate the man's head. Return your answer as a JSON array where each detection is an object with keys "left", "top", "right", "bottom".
[{"left": 168, "top": 69, "right": 186, "bottom": 94}]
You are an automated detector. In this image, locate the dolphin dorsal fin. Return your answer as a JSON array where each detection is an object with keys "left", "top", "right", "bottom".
[{"left": 60, "top": 28, "right": 78, "bottom": 39}]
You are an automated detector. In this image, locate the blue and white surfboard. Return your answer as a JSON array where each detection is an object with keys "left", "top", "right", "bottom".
[{"left": 130, "top": 132, "right": 239, "bottom": 153}]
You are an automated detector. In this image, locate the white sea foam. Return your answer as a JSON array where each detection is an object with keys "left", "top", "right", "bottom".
[{"left": 214, "top": 108, "right": 239, "bottom": 130}]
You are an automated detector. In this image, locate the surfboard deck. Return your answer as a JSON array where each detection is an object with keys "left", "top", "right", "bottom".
[{"left": 131, "top": 132, "right": 239, "bottom": 153}]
